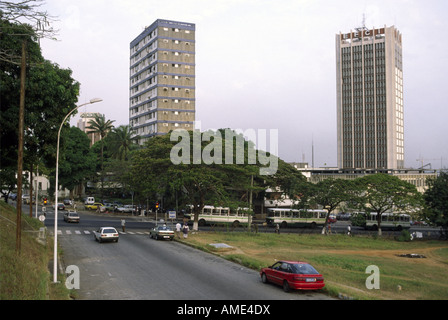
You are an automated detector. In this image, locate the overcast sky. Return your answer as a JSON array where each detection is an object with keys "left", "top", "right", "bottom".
[{"left": 39, "top": 0, "right": 448, "bottom": 169}]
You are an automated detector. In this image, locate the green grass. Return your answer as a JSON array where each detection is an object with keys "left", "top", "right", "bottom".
[
  {"left": 183, "top": 231, "right": 448, "bottom": 300},
  {"left": 0, "top": 201, "right": 70, "bottom": 300}
]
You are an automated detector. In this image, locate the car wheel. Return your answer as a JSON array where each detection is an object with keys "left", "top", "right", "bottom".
[
  {"left": 261, "top": 273, "right": 268, "bottom": 284},
  {"left": 283, "top": 280, "right": 290, "bottom": 292}
]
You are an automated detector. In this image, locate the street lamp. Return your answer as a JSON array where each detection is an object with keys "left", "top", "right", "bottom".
[{"left": 53, "top": 98, "right": 102, "bottom": 283}]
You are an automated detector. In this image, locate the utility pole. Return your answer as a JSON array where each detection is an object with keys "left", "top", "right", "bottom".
[
  {"left": 248, "top": 174, "right": 253, "bottom": 231},
  {"left": 16, "top": 39, "right": 27, "bottom": 254}
]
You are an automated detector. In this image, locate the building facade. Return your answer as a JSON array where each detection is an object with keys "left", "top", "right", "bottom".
[
  {"left": 336, "top": 26, "right": 404, "bottom": 170},
  {"left": 129, "top": 19, "right": 196, "bottom": 144}
]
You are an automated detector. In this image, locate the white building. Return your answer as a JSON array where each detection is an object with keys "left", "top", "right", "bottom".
[{"left": 336, "top": 25, "right": 404, "bottom": 170}]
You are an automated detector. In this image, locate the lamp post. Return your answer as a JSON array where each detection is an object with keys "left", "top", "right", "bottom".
[{"left": 53, "top": 98, "right": 102, "bottom": 283}]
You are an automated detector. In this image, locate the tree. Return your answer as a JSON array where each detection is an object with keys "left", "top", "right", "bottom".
[
  {"left": 86, "top": 114, "right": 115, "bottom": 195},
  {"left": 311, "top": 178, "right": 353, "bottom": 235},
  {"left": 130, "top": 129, "right": 304, "bottom": 230},
  {"left": 1, "top": 12, "right": 78, "bottom": 253},
  {"left": 106, "top": 125, "right": 138, "bottom": 161},
  {"left": 58, "top": 127, "right": 96, "bottom": 197},
  {"left": 424, "top": 172, "right": 448, "bottom": 239},
  {"left": 354, "top": 174, "right": 422, "bottom": 236}
]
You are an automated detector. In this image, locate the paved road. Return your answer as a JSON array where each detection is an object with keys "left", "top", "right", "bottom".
[{"left": 41, "top": 208, "right": 333, "bottom": 300}]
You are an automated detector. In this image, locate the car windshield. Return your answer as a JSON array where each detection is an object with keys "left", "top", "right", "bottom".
[
  {"left": 158, "top": 226, "right": 171, "bottom": 230},
  {"left": 70, "top": 213, "right": 79, "bottom": 217},
  {"left": 290, "top": 263, "right": 319, "bottom": 275},
  {"left": 103, "top": 228, "right": 117, "bottom": 233}
]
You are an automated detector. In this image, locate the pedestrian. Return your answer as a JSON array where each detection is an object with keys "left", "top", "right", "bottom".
[
  {"left": 182, "top": 223, "right": 189, "bottom": 239},
  {"left": 121, "top": 219, "right": 126, "bottom": 233},
  {"left": 176, "top": 222, "right": 181, "bottom": 239},
  {"left": 275, "top": 223, "right": 280, "bottom": 234},
  {"left": 347, "top": 224, "right": 352, "bottom": 236}
]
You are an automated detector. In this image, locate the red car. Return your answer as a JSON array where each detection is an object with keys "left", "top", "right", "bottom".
[{"left": 260, "top": 260, "right": 325, "bottom": 292}]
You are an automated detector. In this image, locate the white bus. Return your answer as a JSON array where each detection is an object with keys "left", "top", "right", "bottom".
[
  {"left": 186, "top": 205, "right": 251, "bottom": 227},
  {"left": 266, "top": 208, "right": 327, "bottom": 229},
  {"left": 365, "top": 212, "right": 411, "bottom": 231}
]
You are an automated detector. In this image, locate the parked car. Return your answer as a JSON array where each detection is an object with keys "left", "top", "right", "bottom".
[
  {"left": 149, "top": 225, "right": 175, "bottom": 240},
  {"left": 63, "top": 211, "right": 80, "bottom": 223},
  {"left": 327, "top": 215, "right": 337, "bottom": 223},
  {"left": 260, "top": 260, "right": 325, "bottom": 292},
  {"left": 102, "top": 202, "right": 117, "bottom": 212},
  {"left": 63, "top": 199, "right": 73, "bottom": 206},
  {"left": 53, "top": 203, "right": 65, "bottom": 211},
  {"left": 93, "top": 227, "right": 119, "bottom": 243},
  {"left": 116, "top": 205, "right": 135, "bottom": 213},
  {"left": 86, "top": 202, "right": 105, "bottom": 212}
]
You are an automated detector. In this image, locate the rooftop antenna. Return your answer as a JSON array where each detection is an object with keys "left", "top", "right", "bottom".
[{"left": 356, "top": 13, "right": 368, "bottom": 32}]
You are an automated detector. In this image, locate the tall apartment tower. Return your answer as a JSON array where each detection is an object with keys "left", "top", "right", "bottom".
[
  {"left": 336, "top": 25, "right": 404, "bottom": 170},
  {"left": 129, "top": 19, "right": 196, "bottom": 144}
]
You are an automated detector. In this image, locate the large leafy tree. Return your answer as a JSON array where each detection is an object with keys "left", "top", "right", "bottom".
[
  {"left": 130, "top": 129, "right": 306, "bottom": 230},
  {"left": 58, "top": 127, "right": 96, "bottom": 197},
  {"left": 353, "top": 173, "right": 422, "bottom": 236},
  {"left": 1, "top": 18, "right": 80, "bottom": 195},
  {"left": 424, "top": 172, "right": 448, "bottom": 239},
  {"left": 310, "top": 178, "right": 353, "bottom": 234}
]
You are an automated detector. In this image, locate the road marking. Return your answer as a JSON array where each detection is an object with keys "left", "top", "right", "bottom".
[{"left": 50, "top": 229, "right": 149, "bottom": 236}]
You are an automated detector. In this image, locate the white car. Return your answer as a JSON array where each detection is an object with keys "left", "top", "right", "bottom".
[
  {"left": 93, "top": 227, "right": 119, "bottom": 243},
  {"left": 63, "top": 211, "right": 80, "bottom": 223},
  {"left": 116, "top": 205, "right": 135, "bottom": 213}
]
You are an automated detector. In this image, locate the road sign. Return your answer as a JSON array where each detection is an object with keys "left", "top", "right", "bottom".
[
  {"left": 168, "top": 211, "right": 176, "bottom": 219},
  {"left": 39, "top": 214, "right": 45, "bottom": 222}
]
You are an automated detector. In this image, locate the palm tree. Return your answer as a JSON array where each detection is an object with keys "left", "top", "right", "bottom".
[
  {"left": 108, "top": 125, "right": 138, "bottom": 161},
  {"left": 86, "top": 114, "right": 115, "bottom": 195}
]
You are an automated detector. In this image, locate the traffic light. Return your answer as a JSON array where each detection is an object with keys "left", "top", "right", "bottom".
[{"left": 155, "top": 202, "right": 159, "bottom": 209}]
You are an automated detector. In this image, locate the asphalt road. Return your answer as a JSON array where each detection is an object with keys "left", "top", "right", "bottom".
[{"left": 41, "top": 208, "right": 333, "bottom": 300}]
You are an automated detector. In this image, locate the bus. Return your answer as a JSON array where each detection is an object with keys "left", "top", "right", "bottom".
[
  {"left": 185, "top": 205, "right": 252, "bottom": 227},
  {"left": 365, "top": 212, "right": 411, "bottom": 231},
  {"left": 266, "top": 208, "right": 327, "bottom": 229}
]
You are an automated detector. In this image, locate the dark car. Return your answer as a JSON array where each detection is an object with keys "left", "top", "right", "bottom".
[
  {"left": 53, "top": 203, "right": 65, "bottom": 210},
  {"left": 260, "top": 260, "right": 325, "bottom": 292}
]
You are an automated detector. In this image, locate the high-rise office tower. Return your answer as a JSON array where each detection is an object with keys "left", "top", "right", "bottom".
[
  {"left": 336, "top": 26, "right": 404, "bottom": 169},
  {"left": 129, "top": 19, "right": 196, "bottom": 144}
]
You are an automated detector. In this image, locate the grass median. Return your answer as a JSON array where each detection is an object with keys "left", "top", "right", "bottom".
[{"left": 180, "top": 230, "right": 448, "bottom": 300}]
